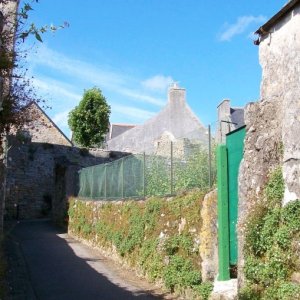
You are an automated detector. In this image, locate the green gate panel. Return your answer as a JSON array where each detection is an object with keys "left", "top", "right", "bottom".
[
  {"left": 226, "top": 126, "right": 246, "bottom": 265},
  {"left": 216, "top": 145, "right": 230, "bottom": 281}
]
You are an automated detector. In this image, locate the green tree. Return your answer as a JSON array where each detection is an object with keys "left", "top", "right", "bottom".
[{"left": 68, "top": 87, "right": 111, "bottom": 148}]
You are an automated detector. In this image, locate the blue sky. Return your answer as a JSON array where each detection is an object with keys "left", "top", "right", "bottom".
[{"left": 23, "top": 0, "right": 285, "bottom": 137}]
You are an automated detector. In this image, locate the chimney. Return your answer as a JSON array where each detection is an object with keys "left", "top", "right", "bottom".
[
  {"left": 216, "top": 99, "right": 231, "bottom": 144},
  {"left": 168, "top": 82, "right": 186, "bottom": 106}
]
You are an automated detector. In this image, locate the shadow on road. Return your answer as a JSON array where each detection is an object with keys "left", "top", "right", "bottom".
[{"left": 8, "top": 220, "right": 168, "bottom": 300}]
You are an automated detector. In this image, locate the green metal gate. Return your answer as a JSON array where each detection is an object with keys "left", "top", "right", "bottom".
[
  {"left": 226, "top": 126, "right": 246, "bottom": 265},
  {"left": 217, "top": 126, "right": 246, "bottom": 280}
]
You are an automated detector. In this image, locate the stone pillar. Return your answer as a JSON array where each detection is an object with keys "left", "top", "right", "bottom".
[
  {"left": 216, "top": 99, "right": 232, "bottom": 144},
  {"left": 200, "top": 189, "right": 218, "bottom": 282}
]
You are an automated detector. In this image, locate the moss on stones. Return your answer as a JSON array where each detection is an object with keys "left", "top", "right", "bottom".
[{"left": 68, "top": 189, "right": 213, "bottom": 299}]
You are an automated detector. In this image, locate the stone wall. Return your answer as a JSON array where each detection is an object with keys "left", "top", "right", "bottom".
[
  {"left": 238, "top": 2, "right": 300, "bottom": 286},
  {"left": 154, "top": 131, "right": 207, "bottom": 160},
  {"left": 4, "top": 136, "right": 128, "bottom": 222},
  {"left": 259, "top": 3, "right": 300, "bottom": 205},
  {"left": 68, "top": 190, "right": 217, "bottom": 297},
  {"left": 200, "top": 189, "right": 218, "bottom": 282}
]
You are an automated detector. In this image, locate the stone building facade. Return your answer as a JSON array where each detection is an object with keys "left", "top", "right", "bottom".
[
  {"left": 238, "top": 0, "right": 300, "bottom": 286},
  {"left": 4, "top": 102, "right": 128, "bottom": 224},
  {"left": 107, "top": 83, "right": 208, "bottom": 154}
]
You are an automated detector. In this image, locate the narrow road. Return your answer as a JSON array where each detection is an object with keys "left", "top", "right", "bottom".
[{"left": 10, "top": 220, "right": 169, "bottom": 300}]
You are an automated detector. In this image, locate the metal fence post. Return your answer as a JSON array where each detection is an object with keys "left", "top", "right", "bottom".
[
  {"left": 208, "top": 124, "right": 212, "bottom": 187},
  {"left": 143, "top": 152, "right": 146, "bottom": 198},
  {"left": 170, "top": 141, "right": 174, "bottom": 195},
  {"left": 104, "top": 164, "right": 107, "bottom": 199},
  {"left": 217, "top": 145, "right": 230, "bottom": 281},
  {"left": 121, "top": 157, "right": 124, "bottom": 199}
]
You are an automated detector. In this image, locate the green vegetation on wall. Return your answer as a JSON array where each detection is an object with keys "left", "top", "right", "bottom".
[
  {"left": 240, "top": 167, "right": 300, "bottom": 300},
  {"left": 68, "top": 190, "right": 213, "bottom": 299}
]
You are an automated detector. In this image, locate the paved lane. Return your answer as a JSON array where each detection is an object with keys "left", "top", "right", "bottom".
[{"left": 12, "top": 220, "right": 166, "bottom": 300}]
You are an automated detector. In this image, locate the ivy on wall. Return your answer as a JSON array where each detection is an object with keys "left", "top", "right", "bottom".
[
  {"left": 68, "top": 190, "right": 213, "bottom": 299},
  {"left": 240, "top": 167, "right": 300, "bottom": 300}
]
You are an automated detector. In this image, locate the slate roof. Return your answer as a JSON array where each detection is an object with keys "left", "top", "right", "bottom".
[
  {"left": 230, "top": 107, "right": 245, "bottom": 129},
  {"left": 109, "top": 123, "right": 136, "bottom": 140},
  {"left": 107, "top": 86, "right": 208, "bottom": 154}
]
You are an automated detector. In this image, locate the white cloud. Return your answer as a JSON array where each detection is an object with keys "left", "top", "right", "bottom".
[
  {"left": 219, "top": 15, "right": 267, "bottom": 42},
  {"left": 32, "top": 78, "right": 81, "bottom": 102},
  {"left": 30, "top": 45, "right": 166, "bottom": 107},
  {"left": 28, "top": 45, "right": 175, "bottom": 136},
  {"left": 51, "top": 104, "right": 154, "bottom": 132},
  {"left": 141, "top": 75, "right": 173, "bottom": 91},
  {"left": 32, "top": 46, "right": 124, "bottom": 89},
  {"left": 119, "top": 88, "right": 164, "bottom": 106},
  {"left": 52, "top": 110, "right": 70, "bottom": 129},
  {"left": 112, "top": 104, "right": 155, "bottom": 122}
]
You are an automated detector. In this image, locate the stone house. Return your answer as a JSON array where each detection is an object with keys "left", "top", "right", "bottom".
[
  {"left": 107, "top": 123, "right": 136, "bottom": 140},
  {"left": 17, "top": 101, "right": 73, "bottom": 146},
  {"left": 4, "top": 102, "right": 127, "bottom": 223},
  {"left": 238, "top": 0, "right": 300, "bottom": 286},
  {"left": 107, "top": 83, "right": 208, "bottom": 154}
]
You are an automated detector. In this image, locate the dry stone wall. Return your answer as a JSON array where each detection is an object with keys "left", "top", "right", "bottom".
[{"left": 68, "top": 190, "right": 216, "bottom": 298}]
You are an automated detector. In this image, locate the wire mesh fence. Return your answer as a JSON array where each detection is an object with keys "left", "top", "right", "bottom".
[{"left": 78, "top": 138, "right": 216, "bottom": 200}]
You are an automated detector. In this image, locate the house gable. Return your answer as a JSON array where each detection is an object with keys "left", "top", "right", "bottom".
[{"left": 20, "top": 102, "right": 72, "bottom": 146}]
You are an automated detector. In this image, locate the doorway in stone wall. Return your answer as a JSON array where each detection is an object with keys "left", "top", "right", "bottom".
[{"left": 54, "top": 163, "right": 67, "bottom": 224}]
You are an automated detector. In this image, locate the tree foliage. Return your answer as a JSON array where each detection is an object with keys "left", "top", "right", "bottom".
[
  {"left": 0, "top": 0, "right": 68, "bottom": 153},
  {"left": 68, "top": 87, "right": 111, "bottom": 148}
]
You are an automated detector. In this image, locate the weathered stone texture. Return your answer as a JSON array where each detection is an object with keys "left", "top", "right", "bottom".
[
  {"left": 239, "top": 97, "right": 283, "bottom": 212},
  {"left": 259, "top": 5, "right": 300, "bottom": 204},
  {"left": 200, "top": 189, "right": 218, "bottom": 282},
  {"left": 20, "top": 102, "right": 72, "bottom": 146},
  {"left": 282, "top": 87, "right": 300, "bottom": 204},
  {"left": 237, "top": 98, "right": 283, "bottom": 286},
  {"left": 4, "top": 137, "right": 128, "bottom": 222},
  {"left": 154, "top": 132, "right": 207, "bottom": 159},
  {"left": 238, "top": 2, "right": 300, "bottom": 286}
]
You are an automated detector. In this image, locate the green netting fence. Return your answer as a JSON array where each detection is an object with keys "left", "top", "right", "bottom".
[{"left": 78, "top": 142, "right": 216, "bottom": 200}]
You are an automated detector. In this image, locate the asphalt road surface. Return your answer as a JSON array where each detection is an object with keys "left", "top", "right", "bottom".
[{"left": 11, "top": 220, "right": 170, "bottom": 300}]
